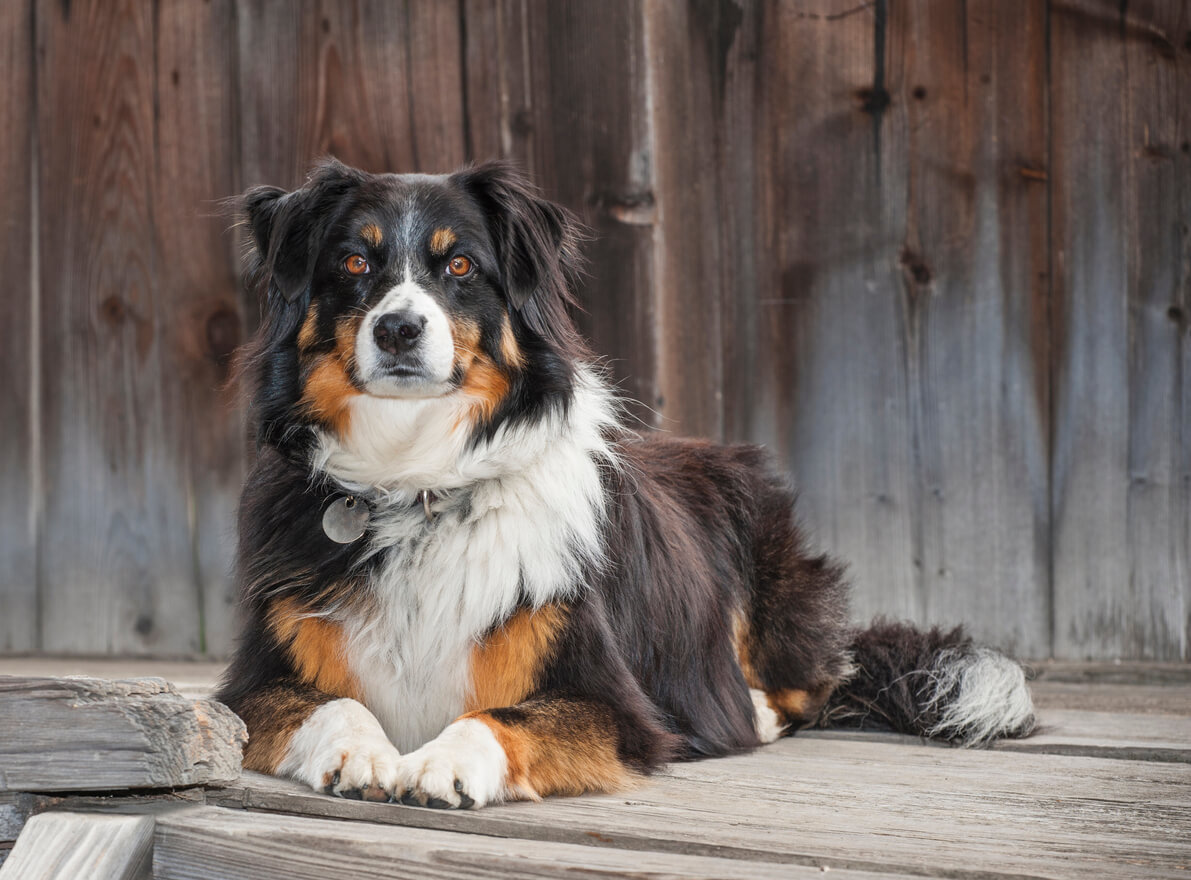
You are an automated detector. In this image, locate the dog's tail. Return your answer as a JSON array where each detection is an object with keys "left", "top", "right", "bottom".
[{"left": 816, "top": 619, "right": 1036, "bottom": 746}]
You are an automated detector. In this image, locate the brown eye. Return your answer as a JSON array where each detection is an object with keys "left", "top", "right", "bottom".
[
  {"left": 344, "top": 254, "right": 370, "bottom": 276},
  {"left": 446, "top": 255, "right": 473, "bottom": 277}
]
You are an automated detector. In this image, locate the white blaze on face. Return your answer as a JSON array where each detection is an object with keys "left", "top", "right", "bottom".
[{"left": 355, "top": 275, "right": 456, "bottom": 397}]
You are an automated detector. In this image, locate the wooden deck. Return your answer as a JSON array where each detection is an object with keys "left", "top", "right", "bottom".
[{"left": 1, "top": 661, "right": 1189, "bottom": 879}]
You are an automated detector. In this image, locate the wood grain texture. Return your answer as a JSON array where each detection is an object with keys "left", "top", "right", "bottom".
[
  {"left": 237, "top": 0, "right": 466, "bottom": 191},
  {"left": 886, "top": 0, "right": 1051, "bottom": 656},
  {"left": 640, "top": 0, "right": 733, "bottom": 439},
  {"left": 0, "top": 812, "right": 152, "bottom": 880},
  {"left": 465, "top": 0, "right": 663, "bottom": 426},
  {"left": 0, "top": 1, "right": 1186, "bottom": 661},
  {"left": 0, "top": 676, "right": 245, "bottom": 791},
  {"left": 1050, "top": 0, "right": 1191, "bottom": 660},
  {"left": 153, "top": 806, "right": 914, "bottom": 880},
  {"left": 0, "top": 0, "right": 36, "bottom": 653},
  {"left": 35, "top": 0, "right": 202, "bottom": 655},
  {"left": 209, "top": 735, "right": 1191, "bottom": 880},
  {"left": 748, "top": 0, "right": 922, "bottom": 624},
  {"left": 460, "top": 0, "right": 534, "bottom": 164},
  {"left": 154, "top": 0, "right": 245, "bottom": 657}
]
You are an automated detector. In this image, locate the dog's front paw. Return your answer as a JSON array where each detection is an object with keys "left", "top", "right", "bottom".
[
  {"left": 278, "top": 698, "right": 401, "bottom": 802},
  {"left": 392, "top": 718, "right": 509, "bottom": 809}
]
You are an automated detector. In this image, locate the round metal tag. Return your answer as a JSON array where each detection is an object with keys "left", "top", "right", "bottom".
[{"left": 322, "top": 495, "right": 369, "bottom": 544}]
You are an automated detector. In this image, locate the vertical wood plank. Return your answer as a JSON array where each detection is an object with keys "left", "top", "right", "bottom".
[
  {"left": 155, "top": 0, "right": 245, "bottom": 655},
  {"left": 238, "top": 0, "right": 466, "bottom": 192},
  {"left": 715, "top": 2, "right": 762, "bottom": 448},
  {"left": 0, "top": 0, "right": 36, "bottom": 652},
  {"left": 1122, "top": 2, "right": 1191, "bottom": 661},
  {"left": 461, "top": 0, "right": 535, "bottom": 165},
  {"left": 887, "top": 0, "right": 1051, "bottom": 656},
  {"left": 1051, "top": 0, "right": 1190, "bottom": 659},
  {"left": 36, "top": 0, "right": 200, "bottom": 654},
  {"left": 639, "top": 0, "right": 735, "bottom": 439},
  {"left": 464, "top": 0, "right": 661, "bottom": 425},
  {"left": 750, "top": 0, "right": 921, "bottom": 623}
]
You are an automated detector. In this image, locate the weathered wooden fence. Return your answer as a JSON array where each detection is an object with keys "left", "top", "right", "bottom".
[{"left": 0, "top": 0, "right": 1186, "bottom": 660}]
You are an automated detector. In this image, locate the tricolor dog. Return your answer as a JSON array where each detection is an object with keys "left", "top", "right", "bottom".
[{"left": 217, "top": 160, "right": 1035, "bottom": 808}]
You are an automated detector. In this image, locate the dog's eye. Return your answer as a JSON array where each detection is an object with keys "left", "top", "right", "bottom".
[
  {"left": 446, "top": 256, "right": 473, "bottom": 278},
  {"left": 344, "top": 255, "right": 370, "bottom": 276}
]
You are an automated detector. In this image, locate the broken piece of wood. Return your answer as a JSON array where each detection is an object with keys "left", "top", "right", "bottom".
[
  {"left": 0, "top": 812, "right": 153, "bottom": 880},
  {"left": 0, "top": 677, "right": 245, "bottom": 793}
]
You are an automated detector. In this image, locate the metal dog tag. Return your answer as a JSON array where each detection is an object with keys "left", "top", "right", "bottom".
[{"left": 322, "top": 495, "right": 369, "bottom": 544}]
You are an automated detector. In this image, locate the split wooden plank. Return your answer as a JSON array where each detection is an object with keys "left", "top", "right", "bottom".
[
  {"left": 0, "top": 677, "right": 245, "bottom": 792},
  {"left": 34, "top": 0, "right": 201, "bottom": 655},
  {"left": 0, "top": 0, "right": 36, "bottom": 655},
  {"left": 1050, "top": 0, "right": 1191, "bottom": 659},
  {"left": 0, "top": 812, "right": 152, "bottom": 880},
  {"left": 153, "top": 805, "right": 921, "bottom": 880},
  {"left": 209, "top": 736, "right": 1191, "bottom": 880}
]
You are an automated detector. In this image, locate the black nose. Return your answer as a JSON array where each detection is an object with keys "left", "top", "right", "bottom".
[{"left": 373, "top": 311, "right": 426, "bottom": 356}]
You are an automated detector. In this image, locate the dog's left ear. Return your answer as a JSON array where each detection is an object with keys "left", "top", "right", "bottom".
[{"left": 453, "top": 162, "right": 583, "bottom": 311}]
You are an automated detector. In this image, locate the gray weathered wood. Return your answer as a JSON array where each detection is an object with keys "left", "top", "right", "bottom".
[
  {"left": 804, "top": 707, "right": 1191, "bottom": 763},
  {"left": 885, "top": 0, "right": 1051, "bottom": 658},
  {"left": 1050, "top": 0, "right": 1191, "bottom": 660},
  {"left": 743, "top": 1, "right": 1053, "bottom": 656},
  {"left": 35, "top": 0, "right": 201, "bottom": 655},
  {"left": 0, "top": 660, "right": 226, "bottom": 701},
  {"left": 209, "top": 735, "right": 1191, "bottom": 880},
  {"left": 995, "top": 708, "right": 1191, "bottom": 763},
  {"left": 745, "top": 0, "right": 921, "bottom": 625},
  {"left": 153, "top": 0, "right": 246, "bottom": 658},
  {"left": 0, "top": 812, "right": 152, "bottom": 880},
  {"left": 153, "top": 805, "right": 915, "bottom": 880},
  {"left": 0, "top": 0, "right": 36, "bottom": 654},
  {"left": 0, "top": 677, "right": 245, "bottom": 791}
]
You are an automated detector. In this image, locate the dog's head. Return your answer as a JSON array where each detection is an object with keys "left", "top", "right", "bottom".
[{"left": 239, "top": 160, "right": 585, "bottom": 452}]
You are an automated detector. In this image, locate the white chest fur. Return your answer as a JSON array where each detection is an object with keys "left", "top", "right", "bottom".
[{"left": 324, "top": 368, "right": 619, "bottom": 752}]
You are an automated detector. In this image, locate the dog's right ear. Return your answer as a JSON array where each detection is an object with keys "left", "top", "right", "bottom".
[{"left": 241, "top": 160, "right": 362, "bottom": 304}]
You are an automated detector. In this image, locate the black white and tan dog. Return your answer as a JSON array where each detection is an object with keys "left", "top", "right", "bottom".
[{"left": 217, "top": 160, "right": 1035, "bottom": 808}]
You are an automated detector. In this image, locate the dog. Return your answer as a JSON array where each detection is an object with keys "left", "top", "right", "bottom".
[{"left": 216, "top": 159, "right": 1035, "bottom": 809}]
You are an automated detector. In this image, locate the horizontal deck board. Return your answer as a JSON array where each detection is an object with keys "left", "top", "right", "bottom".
[
  {"left": 208, "top": 737, "right": 1191, "bottom": 880},
  {"left": 153, "top": 806, "right": 920, "bottom": 880}
]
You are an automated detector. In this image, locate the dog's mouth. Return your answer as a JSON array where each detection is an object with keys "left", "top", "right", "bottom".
[{"left": 357, "top": 356, "right": 456, "bottom": 399}]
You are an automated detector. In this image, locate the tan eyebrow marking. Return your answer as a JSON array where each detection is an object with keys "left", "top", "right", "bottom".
[
  {"left": 430, "top": 227, "right": 457, "bottom": 255},
  {"left": 359, "top": 223, "right": 383, "bottom": 247}
]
